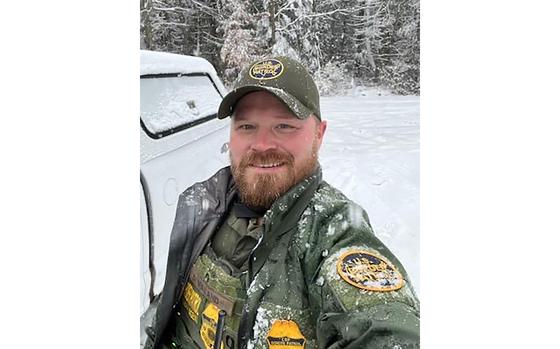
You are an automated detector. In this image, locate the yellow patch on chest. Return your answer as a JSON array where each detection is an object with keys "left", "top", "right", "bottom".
[
  {"left": 266, "top": 320, "right": 306, "bottom": 349},
  {"left": 200, "top": 303, "right": 223, "bottom": 349}
]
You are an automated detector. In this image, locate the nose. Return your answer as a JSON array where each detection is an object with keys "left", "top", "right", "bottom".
[{"left": 249, "top": 127, "right": 277, "bottom": 152}]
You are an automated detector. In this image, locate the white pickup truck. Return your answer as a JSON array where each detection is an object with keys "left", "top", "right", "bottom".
[{"left": 140, "top": 50, "right": 230, "bottom": 339}]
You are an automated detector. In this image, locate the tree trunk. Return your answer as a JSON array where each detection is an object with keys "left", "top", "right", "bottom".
[
  {"left": 364, "top": 2, "right": 376, "bottom": 73},
  {"left": 269, "top": 1, "right": 276, "bottom": 48},
  {"left": 141, "top": 0, "right": 153, "bottom": 50}
]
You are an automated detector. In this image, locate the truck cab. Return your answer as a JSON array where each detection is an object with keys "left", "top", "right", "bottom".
[{"left": 140, "top": 50, "right": 230, "bottom": 324}]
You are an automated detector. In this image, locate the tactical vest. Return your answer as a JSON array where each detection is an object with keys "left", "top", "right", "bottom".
[{"left": 166, "top": 209, "right": 264, "bottom": 349}]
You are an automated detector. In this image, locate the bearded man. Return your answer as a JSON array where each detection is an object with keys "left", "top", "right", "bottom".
[{"left": 144, "top": 57, "right": 420, "bottom": 349}]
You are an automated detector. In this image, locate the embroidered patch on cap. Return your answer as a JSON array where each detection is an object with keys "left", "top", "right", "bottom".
[
  {"left": 249, "top": 59, "right": 284, "bottom": 80},
  {"left": 266, "top": 320, "right": 306, "bottom": 349},
  {"left": 337, "top": 250, "right": 404, "bottom": 292}
]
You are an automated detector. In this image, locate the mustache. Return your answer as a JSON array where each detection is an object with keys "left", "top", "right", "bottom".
[{"left": 239, "top": 149, "right": 294, "bottom": 168}]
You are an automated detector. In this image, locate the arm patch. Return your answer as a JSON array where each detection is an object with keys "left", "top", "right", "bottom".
[
  {"left": 337, "top": 250, "right": 404, "bottom": 292},
  {"left": 320, "top": 246, "right": 417, "bottom": 312}
]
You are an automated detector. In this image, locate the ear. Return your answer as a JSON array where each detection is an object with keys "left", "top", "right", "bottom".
[{"left": 315, "top": 119, "right": 327, "bottom": 145}]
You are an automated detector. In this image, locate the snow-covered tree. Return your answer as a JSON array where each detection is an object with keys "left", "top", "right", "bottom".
[
  {"left": 385, "top": 0, "right": 420, "bottom": 94},
  {"left": 218, "top": 0, "right": 264, "bottom": 84},
  {"left": 349, "top": 0, "right": 420, "bottom": 94},
  {"left": 139, "top": 0, "right": 420, "bottom": 95}
]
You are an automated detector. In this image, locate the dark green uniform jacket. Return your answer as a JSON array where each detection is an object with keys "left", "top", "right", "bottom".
[{"left": 144, "top": 166, "right": 419, "bottom": 349}]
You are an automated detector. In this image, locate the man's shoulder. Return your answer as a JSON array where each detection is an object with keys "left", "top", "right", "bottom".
[
  {"left": 295, "top": 180, "right": 374, "bottom": 246},
  {"left": 310, "top": 181, "right": 367, "bottom": 220},
  {"left": 178, "top": 166, "right": 232, "bottom": 197},
  {"left": 176, "top": 166, "right": 234, "bottom": 210}
]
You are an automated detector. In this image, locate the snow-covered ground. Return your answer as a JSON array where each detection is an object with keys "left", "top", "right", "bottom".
[{"left": 320, "top": 93, "right": 419, "bottom": 293}]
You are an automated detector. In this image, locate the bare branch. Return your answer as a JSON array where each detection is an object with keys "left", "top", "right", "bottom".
[
  {"left": 273, "top": 1, "right": 293, "bottom": 19},
  {"left": 277, "top": 6, "right": 368, "bottom": 32}
]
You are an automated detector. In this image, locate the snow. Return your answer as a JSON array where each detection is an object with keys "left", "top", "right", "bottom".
[
  {"left": 250, "top": 307, "right": 272, "bottom": 349},
  {"left": 140, "top": 50, "right": 227, "bottom": 104},
  {"left": 141, "top": 50, "right": 218, "bottom": 77},
  {"left": 320, "top": 94, "right": 420, "bottom": 293}
]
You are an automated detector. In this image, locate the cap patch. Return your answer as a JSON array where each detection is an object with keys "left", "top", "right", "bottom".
[
  {"left": 337, "top": 250, "right": 404, "bottom": 292},
  {"left": 266, "top": 320, "right": 306, "bottom": 349},
  {"left": 249, "top": 59, "right": 284, "bottom": 80}
]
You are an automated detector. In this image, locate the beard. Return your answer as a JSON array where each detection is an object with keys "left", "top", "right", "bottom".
[{"left": 231, "top": 140, "right": 320, "bottom": 212}]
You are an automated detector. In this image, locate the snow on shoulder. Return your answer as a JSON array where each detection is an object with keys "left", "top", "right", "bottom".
[{"left": 312, "top": 182, "right": 367, "bottom": 229}]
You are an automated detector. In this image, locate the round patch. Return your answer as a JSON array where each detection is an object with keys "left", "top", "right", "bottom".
[
  {"left": 336, "top": 250, "right": 404, "bottom": 292},
  {"left": 249, "top": 59, "right": 284, "bottom": 80}
]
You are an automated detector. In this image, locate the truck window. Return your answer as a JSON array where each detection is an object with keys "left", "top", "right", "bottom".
[{"left": 140, "top": 74, "right": 223, "bottom": 138}]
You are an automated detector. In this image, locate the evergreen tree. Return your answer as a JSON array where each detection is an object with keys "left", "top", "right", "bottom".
[
  {"left": 218, "top": 0, "right": 263, "bottom": 84},
  {"left": 139, "top": 0, "right": 421, "bottom": 95},
  {"left": 385, "top": 0, "right": 420, "bottom": 94}
]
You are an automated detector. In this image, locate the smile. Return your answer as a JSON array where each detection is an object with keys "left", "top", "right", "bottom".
[{"left": 251, "top": 162, "right": 284, "bottom": 168}]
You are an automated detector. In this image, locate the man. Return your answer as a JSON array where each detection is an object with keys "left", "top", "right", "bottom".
[{"left": 144, "top": 56, "right": 420, "bottom": 349}]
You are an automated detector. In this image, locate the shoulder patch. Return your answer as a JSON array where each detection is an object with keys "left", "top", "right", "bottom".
[
  {"left": 337, "top": 250, "right": 404, "bottom": 292},
  {"left": 266, "top": 320, "right": 306, "bottom": 349},
  {"left": 249, "top": 59, "right": 284, "bottom": 80}
]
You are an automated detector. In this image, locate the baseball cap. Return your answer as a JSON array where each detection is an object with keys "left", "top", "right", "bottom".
[{"left": 217, "top": 56, "right": 321, "bottom": 120}]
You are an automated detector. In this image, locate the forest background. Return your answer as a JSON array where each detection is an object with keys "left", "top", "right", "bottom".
[{"left": 140, "top": 0, "right": 420, "bottom": 95}]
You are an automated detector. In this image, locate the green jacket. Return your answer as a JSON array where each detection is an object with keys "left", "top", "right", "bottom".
[{"left": 144, "top": 166, "right": 419, "bottom": 349}]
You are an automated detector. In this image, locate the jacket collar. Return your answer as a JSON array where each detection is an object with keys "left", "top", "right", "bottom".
[
  {"left": 263, "top": 166, "right": 323, "bottom": 240},
  {"left": 228, "top": 166, "right": 322, "bottom": 282}
]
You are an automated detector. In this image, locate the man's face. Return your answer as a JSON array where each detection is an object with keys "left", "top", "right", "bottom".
[{"left": 229, "top": 91, "right": 327, "bottom": 211}]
